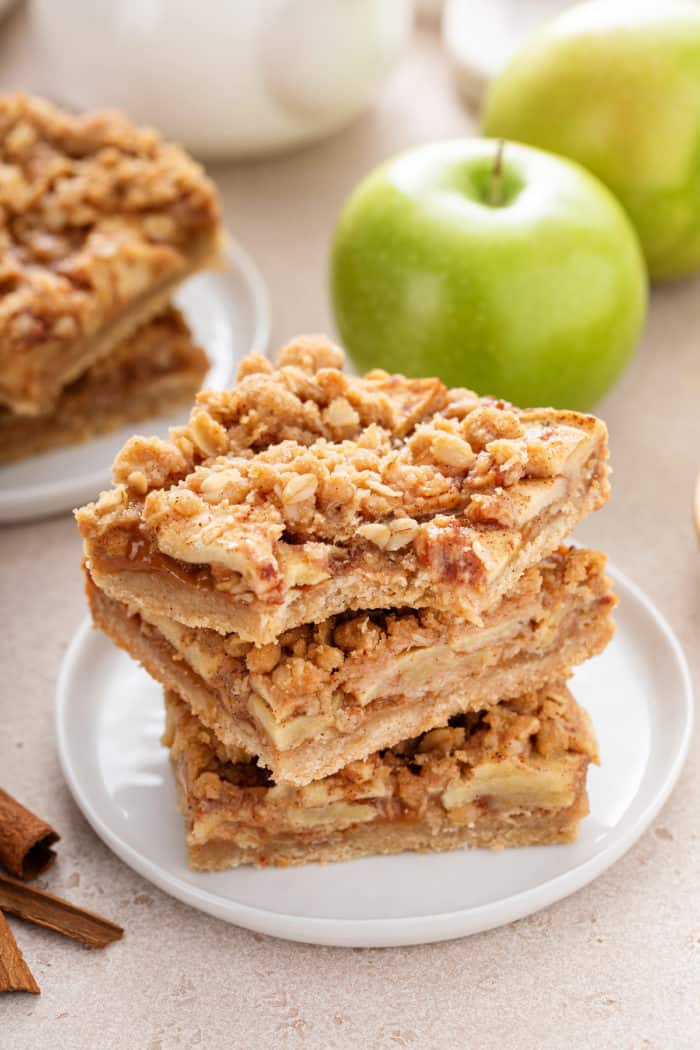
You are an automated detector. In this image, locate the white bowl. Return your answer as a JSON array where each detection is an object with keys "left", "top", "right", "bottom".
[{"left": 31, "top": 0, "right": 413, "bottom": 157}]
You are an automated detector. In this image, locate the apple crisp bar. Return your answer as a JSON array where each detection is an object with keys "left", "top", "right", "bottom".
[
  {"left": 0, "top": 94, "right": 222, "bottom": 415},
  {"left": 0, "top": 308, "right": 208, "bottom": 464},
  {"left": 77, "top": 336, "right": 609, "bottom": 645},
  {"left": 87, "top": 546, "right": 614, "bottom": 784},
  {"left": 164, "top": 683, "right": 598, "bottom": 869}
]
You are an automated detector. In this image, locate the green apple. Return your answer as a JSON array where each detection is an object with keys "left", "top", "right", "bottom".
[
  {"left": 330, "top": 138, "right": 646, "bottom": 409},
  {"left": 482, "top": 0, "right": 700, "bottom": 280}
]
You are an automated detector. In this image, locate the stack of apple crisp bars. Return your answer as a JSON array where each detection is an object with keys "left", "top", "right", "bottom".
[
  {"left": 0, "top": 94, "right": 223, "bottom": 464},
  {"left": 77, "top": 336, "right": 615, "bottom": 869}
]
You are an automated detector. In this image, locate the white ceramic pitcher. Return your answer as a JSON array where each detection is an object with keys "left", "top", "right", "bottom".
[{"left": 31, "top": 0, "right": 413, "bottom": 157}]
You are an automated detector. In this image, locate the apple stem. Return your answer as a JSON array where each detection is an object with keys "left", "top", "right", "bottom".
[{"left": 489, "top": 139, "right": 505, "bottom": 207}]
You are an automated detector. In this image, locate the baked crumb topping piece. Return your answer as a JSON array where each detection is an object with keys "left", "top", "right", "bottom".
[
  {"left": 0, "top": 307, "right": 208, "bottom": 464},
  {"left": 165, "top": 683, "right": 597, "bottom": 866},
  {"left": 0, "top": 94, "right": 222, "bottom": 414},
  {"left": 77, "top": 336, "right": 609, "bottom": 640}
]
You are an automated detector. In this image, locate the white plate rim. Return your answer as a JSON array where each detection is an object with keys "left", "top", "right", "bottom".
[
  {"left": 0, "top": 239, "right": 270, "bottom": 521},
  {"left": 55, "top": 564, "right": 694, "bottom": 948}
]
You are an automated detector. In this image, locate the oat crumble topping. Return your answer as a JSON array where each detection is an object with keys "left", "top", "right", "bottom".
[{"left": 78, "top": 336, "right": 607, "bottom": 607}]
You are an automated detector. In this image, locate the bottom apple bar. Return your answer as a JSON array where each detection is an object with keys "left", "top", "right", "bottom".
[
  {"left": 0, "top": 307, "right": 208, "bottom": 465},
  {"left": 164, "top": 683, "right": 598, "bottom": 870}
]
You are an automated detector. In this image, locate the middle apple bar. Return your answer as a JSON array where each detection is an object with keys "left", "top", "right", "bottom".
[{"left": 86, "top": 545, "right": 615, "bottom": 785}]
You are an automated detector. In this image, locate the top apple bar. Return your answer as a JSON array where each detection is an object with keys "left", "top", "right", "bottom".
[
  {"left": 77, "top": 335, "right": 609, "bottom": 644},
  {"left": 0, "top": 93, "right": 223, "bottom": 415}
]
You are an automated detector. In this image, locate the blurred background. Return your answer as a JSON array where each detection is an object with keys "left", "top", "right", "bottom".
[{"left": 0, "top": 0, "right": 589, "bottom": 345}]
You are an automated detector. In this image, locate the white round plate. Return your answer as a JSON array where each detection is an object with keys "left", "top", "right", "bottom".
[
  {"left": 56, "top": 565, "right": 692, "bottom": 948},
  {"left": 0, "top": 241, "right": 270, "bottom": 525}
]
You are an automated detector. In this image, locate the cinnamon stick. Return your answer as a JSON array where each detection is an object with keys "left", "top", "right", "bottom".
[
  {"left": 0, "top": 788, "right": 59, "bottom": 880},
  {"left": 0, "top": 911, "right": 39, "bottom": 994},
  {"left": 0, "top": 873, "right": 123, "bottom": 948}
]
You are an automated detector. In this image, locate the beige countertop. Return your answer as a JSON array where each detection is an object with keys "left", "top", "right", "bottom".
[{"left": 2, "top": 20, "right": 699, "bottom": 1050}]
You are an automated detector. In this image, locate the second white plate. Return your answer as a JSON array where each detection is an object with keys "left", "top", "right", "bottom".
[
  {"left": 55, "top": 565, "right": 693, "bottom": 948},
  {"left": 0, "top": 241, "right": 270, "bottom": 524}
]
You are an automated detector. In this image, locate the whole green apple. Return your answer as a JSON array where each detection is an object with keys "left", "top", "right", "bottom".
[
  {"left": 482, "top": 0, "right": 700, "bottom": 280},
  {"left": 330, "top": 139, "right": 646, "bottom": 409}
]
